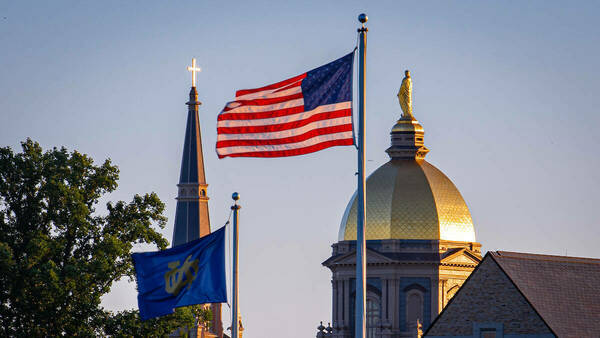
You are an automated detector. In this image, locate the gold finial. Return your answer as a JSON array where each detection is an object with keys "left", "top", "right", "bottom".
[{"left": 397, "top": 70, "right": 414, "bottom": 119}]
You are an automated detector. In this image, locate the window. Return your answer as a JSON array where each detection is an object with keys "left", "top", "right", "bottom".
[
  {"left": 366, "top": 293, "right": 381, "bottom": 338},
  {"left": 446, "top": 284, "right": 459, "bottom": 304},
  {"left": 473, "top": 323, "right": 503, "bottom": 338},
  {"left": 406, "top": 290, "right": 424, "bottom": 327},
  {"left": 480, "top": 328, "right": 496, "bottom": 338}
]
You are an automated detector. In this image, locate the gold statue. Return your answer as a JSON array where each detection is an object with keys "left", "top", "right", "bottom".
[{"left": 397, "top": 70, "right": 413, "bottom": 119}]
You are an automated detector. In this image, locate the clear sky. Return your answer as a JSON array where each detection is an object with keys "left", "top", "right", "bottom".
[{"left": 2, "top": 1, "right": 599, "bottom": 337}]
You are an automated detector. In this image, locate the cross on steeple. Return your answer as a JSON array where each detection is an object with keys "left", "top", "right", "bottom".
[
  {"left": 187, "top": 58, "right": 202, "bottom": 87},
  {"left": 174, "top": 59, "right": 210, "bottom": 246}
]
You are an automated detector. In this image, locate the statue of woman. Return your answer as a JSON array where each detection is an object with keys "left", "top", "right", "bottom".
[{"left": 397, "top": 70, "right": 414, "bottom": 119}]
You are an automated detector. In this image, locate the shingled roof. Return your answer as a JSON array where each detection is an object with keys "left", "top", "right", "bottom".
[{"left": 491, "top": 251, "right": 600, "bottom": 338}]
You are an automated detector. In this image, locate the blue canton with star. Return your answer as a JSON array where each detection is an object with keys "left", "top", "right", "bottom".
[{"left": 302, "top": 52, "right": 354, "bottom": 111}]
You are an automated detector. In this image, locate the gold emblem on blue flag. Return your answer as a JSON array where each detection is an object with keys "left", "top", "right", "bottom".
[
  {"left": 132, "top": 227, "right": 227, "bottom": 321},
  {"left": 164, "top": 255, "right": 200, "bottom": 296}
]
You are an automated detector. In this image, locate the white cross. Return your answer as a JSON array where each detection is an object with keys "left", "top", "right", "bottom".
[{"left": 187, "top": 58, "right": 202, "bottom": 87}]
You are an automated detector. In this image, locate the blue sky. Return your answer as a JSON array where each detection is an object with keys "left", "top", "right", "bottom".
[{"left": 1, "top": 1, "right": 599, "bottom": 337}]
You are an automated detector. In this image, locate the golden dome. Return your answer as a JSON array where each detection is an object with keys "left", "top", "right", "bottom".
[
  {"left": 338, "top": 159, "right": 476, "bottom": 242},
  {"left": 340, "top": 78, "right": 476, "bottom": 243}
]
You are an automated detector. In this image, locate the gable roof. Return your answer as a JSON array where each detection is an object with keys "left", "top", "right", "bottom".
[
  {"left": 322, "top": 248, "right": 400, "bottom": 267},
  {"left": 424, "top": 252, "right": 554, "bottom": 337},
  {"left": 491, "top": 251, "right": 600, "bottom": 338},
  {"left": 440, "top": 247, "right": 481, "bottom": 266},
  {"left": 322, "top": 246, "right": 480, "bottom": 268}
]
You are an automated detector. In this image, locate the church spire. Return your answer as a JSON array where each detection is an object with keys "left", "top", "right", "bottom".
[
  {"left": 172, "top": 83, "right": 211, "bottom": 247},
  {"left": 386, "top": 70, "right": 429, "bottom": 161},
  {"left": 172, "top": 59, "right": 223, "bottom": 338}
]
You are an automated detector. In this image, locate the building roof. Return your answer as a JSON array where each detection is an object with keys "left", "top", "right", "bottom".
[
  {"left": 172, "top": 87, "right": 211, "bottom": 247},
  {"left": 338, "top": 159, "right": 476, "bottom": 242},
  {"left": 178, "top": 87, "right": 207, "bottom": 185},
  {"left": 491, "top": 251, "right": 600, "bottom": 337}
]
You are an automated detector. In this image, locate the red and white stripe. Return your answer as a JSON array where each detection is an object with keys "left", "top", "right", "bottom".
[{"left": 216, "top": 74, "right": 354, "bottom": 158}]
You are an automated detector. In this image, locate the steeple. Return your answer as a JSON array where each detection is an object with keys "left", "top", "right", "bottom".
[
  {"left": 172, "top": 60, "right": 223, "bottom": 338},
  {"left": 386, "top": 70, "right": 429, "bottom": 161},
  {"left": 172, "top": 86, "right": 211, "bottom": 247}
]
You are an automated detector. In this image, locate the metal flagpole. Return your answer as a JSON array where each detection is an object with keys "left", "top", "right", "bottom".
[
  {"left": 231, "top": 192, "right": 241, "bottom": 338},
  {"left": 355, "top": 13, "right": 368, "bottom": 338}
]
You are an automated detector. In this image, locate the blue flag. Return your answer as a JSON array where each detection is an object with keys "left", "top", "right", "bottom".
[{"left": 132, "top": 226, "right": 227, "bottom": 321}]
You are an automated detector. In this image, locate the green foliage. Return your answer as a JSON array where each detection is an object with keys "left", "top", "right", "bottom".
[
  {"left": 194, "top": 306, "right": 214, "bottom": 329},
  {"left": 103, "top": 307, "right": 196, "bottom": 337},
  {"left": 0, "top": 139, "right": 194, "bottom": 336}
]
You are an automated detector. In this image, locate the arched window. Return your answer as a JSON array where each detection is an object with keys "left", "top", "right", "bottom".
[
  {"left": 446, "top": 284, "right": 459, "bottom": 304},
  {"left": 366, "top": 291, "right": 381, "bottom": 338},
  {"left": 405, "top": 289, "right": 424, "bottom": 328}
]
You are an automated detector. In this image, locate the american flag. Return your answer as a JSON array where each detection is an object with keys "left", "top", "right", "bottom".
[{"left": 216, "top": 53, "right": 354, "bottom": 158}]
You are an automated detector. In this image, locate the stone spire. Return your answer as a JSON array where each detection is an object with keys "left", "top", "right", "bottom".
[
  {"left": 172, "top": 61, "right": 223, "bottom": 337},
  {"left": 172, "top": 86, "right": 211, "bottom": 247},
  {"left": 386, "top": 71, "right": 429, "bottom": 161}
]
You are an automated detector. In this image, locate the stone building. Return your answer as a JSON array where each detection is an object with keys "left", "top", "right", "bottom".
[
  {"left": 323, "top": 102, "right": 482, "bottom": 337},
  {"left": 424, "top": 251, "right": 600, "bottom": 338}
]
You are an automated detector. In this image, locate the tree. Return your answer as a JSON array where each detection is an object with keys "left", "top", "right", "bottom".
[
  {"left": 102, "top": 308, "right": 196, "bottom": 337},
  {"left": 195, "top": 306, "right": 214, "bottom": 331},
  {"left": 0, "top": 139, "right": 195, "bottom": 336}
]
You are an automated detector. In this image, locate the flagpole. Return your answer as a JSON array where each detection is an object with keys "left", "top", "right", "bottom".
[
  {"left": 231, "top": 192, "right": 240, "bottom": 338},
  {"left": 355, "top": 13, "right": 368, "bottom": 338}
]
